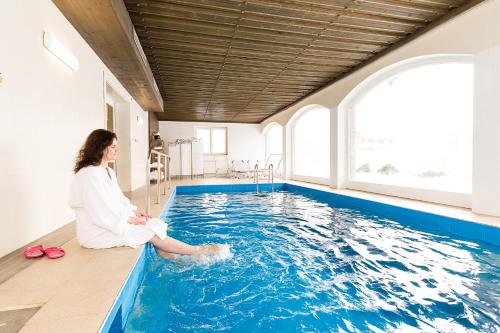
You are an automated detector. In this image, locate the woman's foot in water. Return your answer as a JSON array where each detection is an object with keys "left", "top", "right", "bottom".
[{"left": 195, "top": 244, "right": 222, "bottom": 255}]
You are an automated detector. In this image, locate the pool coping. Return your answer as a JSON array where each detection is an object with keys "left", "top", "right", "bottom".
[
  {"left": 98, "top": 187, "right": 178, "bottom": 333},
  {"left": 100, "top": 181, "right": 500, "bottom": 332}
]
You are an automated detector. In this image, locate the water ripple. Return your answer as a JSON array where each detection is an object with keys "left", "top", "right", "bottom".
[{"left": 125, "top": 191, "right": 500, "bottom": 333}]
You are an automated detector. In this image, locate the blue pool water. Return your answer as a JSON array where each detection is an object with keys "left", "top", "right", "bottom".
[{"left": 124, "top": 190, "right": 499, "bottom": 333}]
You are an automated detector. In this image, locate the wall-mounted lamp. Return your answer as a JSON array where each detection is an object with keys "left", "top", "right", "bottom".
[
  {"left": 43, "top": 31, "right": 79, "bottom": 71},
  {"left": 136, "top": 115, "right": 144, "bottom": 126}
]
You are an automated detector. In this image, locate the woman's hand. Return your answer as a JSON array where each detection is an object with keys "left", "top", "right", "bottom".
[
  {"left": 135, "top": 210, "right": 152, "bottom": 221},
  {"left": 128, "top": 216, "right": 146, "bottom": 225}
]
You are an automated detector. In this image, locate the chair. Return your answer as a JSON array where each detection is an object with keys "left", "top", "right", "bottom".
[
  {"left": 265, "top": 154, "right": 283, "bottom": 178},
  {"left": 231, "top": 160, "right": 251, "bottom": 178}
]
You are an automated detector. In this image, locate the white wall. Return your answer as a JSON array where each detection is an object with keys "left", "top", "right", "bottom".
[
  {"left": 159, "top": 121, "right": 265, "bottom": 163},
  {"left": 0, "top": 0, "right": 150, "bottom": 257},
  {"left": 473, "top": 45, "right": 500, "bottom": 216},
  {"left": 129, "top": 98, "right": 149, "bottom": 191}
]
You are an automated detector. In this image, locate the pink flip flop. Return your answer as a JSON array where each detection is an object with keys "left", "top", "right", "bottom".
[
  {"left": 24, "top": 245, "right": 45, "bottom": 259},
  {"left": 44, "top": 247, "right": 65, "bottom": 259}
]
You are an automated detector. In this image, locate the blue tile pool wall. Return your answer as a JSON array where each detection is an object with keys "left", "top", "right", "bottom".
[
  {"left": 99, "top": 250, "right": 146, "bottom": 333},
  {"left": 283, "top": 183, "right": 500, "bottom": 247},
  {"left": 175, "top": 182, "right": 285, "bottom": 195},
  {"left": 174, "top": 182, "right": 499, "bottom": 247},
  {"left": 102, "top": 182, "right": 499, "bottom": 332},
  {"left": 100, "top": 189, "right": 178, "bottom": 333},
  {"left": 160, "top": 186, "right": 177, "bottom": 216}
]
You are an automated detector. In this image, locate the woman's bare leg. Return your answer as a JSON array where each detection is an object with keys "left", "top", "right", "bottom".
[
  {"left": 149, "top": 236, "right": 220, "bottom": 256},
  {"left": 156, "top": 249, "right": 176, "bottom": 260}
]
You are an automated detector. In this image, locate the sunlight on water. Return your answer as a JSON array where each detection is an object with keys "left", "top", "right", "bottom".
[{"left": 124, "top": 191, "right": 499, "bottom": 333}]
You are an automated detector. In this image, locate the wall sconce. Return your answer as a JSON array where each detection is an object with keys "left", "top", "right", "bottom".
[
  {"left": 136, "top": 115, "right": 144, "bottom": 126},
  {"left": 43, "top": 31, "right": 79, "bottom": 71}
]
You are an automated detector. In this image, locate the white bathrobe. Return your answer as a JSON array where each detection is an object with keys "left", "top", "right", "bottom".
[{"left": 69, "top": 165, "right": 167, "bottom": 249}]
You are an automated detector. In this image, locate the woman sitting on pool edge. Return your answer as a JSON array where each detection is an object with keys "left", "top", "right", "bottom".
[{"left": 69, "top": 129, "right": 222, "bottom": 258}]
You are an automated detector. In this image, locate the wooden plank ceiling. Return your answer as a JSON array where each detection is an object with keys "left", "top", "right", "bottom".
[{"left": 125, "top": 0, "right": 478, "bottom": 123}]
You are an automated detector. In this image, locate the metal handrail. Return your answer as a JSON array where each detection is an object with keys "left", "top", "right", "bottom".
[
  {"left": 269, "top": 163, "right": 274, "bottom": 191},
  {"left": 146, "top": 150, "right": 170, "bottom": 214},
  {"left": 254, "top": 164, "right": 275, "bottom": 193},
  {"left": 254, "top": 163, "right": 259, "bottom": 193},
  {"left": 265, "top": 153, "right": 282, "bottom": 178}
]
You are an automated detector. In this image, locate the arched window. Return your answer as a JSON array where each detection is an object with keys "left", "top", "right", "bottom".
[
  {"left": 264, "top": 123, "right": 283, "bottom": 176},
  {"left": 348, "top": 57, "right": 473, "bottom": 195},
  {"left": 291, "top": 105, "right": 330, "bottom": 183}
]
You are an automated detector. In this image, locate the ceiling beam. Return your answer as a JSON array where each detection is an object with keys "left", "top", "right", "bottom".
[{"left": 53, "top": 0, "right": 164, "bottom": 112}]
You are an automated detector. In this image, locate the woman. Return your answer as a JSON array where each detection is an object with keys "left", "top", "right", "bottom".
[{"left": 69, "top": 129, "right": 220, "bottom": 258}]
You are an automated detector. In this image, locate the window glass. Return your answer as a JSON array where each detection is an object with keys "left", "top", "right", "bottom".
[
  {"left": 196, "top": 128, "right": 211, "bottom": 153},
  {"left": 196, "top": 127, "right": 227, "bottom": 154},
  {"left": 211, "top": 128, "right": 226, "bottom": 154},
  {"left": 351, "top": 63, "right": 473, "bottom": 193},
  {"left": 293, "top": 107, "right": 330, "bottom": 178}
]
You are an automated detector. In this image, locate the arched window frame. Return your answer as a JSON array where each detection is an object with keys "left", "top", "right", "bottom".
[
  {"left": 340, "top": 54, "right": 474, "bottom": 208},
  {"left": 288, "top": 104, "right": 331, "bottom": 186},
  {"left": 263, "top": 122, "right": 283, "bottom": 160},
  {"left": 262, "top": 122, "right": 284, "bottom": 177}
]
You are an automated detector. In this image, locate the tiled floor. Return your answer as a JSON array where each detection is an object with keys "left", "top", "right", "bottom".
[
  {"left": 0, "top": 177, "right": 498, "bottom": 333},
  {"left": 0, "top": 306, "right": 40, "bottom": 333},
  {"left": 0, "top": 223, "right": 76, "bottom": 285}
]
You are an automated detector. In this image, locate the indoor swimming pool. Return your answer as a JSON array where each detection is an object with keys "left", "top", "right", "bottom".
[{"left": 105, "top": 184, "right": 499, "bottom": 333}]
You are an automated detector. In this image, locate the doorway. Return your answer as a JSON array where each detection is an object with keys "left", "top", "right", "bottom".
[
  {"left": 105, "top": 83, "right": 132, "bottom": 191},
  {"left": 105, "top": 102, "right": 116, "bottom": 171}
]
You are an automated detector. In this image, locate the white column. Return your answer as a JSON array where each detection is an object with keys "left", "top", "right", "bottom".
[
  {"left": 472, "top": 44, "right": 500, "bottom": 217},
  {"left": 330, "top": 107, "right": 337, "bottom": 188},
  {"left": 284, "top": 122, "right": 292, "bottom": 180},
  {"left": 330, "top": 106, "right": 348, "bottom": 189}
]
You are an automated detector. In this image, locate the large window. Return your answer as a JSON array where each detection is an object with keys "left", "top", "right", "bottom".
[
  {"left": 350, "top": 61, "right": 473, "bottom": 193},
  {"left": 292, "top": 106, "right": 330, "bottom": 181},
  {"left": 196, "top": 127, "right": 227, "bottom": 154}
]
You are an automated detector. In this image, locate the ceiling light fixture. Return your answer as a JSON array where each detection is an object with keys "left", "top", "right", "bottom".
[{"left": 43, "top": 31, "right": 79, "bottom": 71}]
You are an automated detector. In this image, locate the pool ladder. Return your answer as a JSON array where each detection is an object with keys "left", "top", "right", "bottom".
[
  {"left": 253, "top": 163, "right": 274, "bottom": 193},
  {"left": 146, "top": 150, "right": 171, "bottom": 214}
]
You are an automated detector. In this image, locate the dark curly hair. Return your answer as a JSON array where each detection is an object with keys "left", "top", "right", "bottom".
[{"left": 74, "top": 129, "right": 117, "bottom": 173}]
